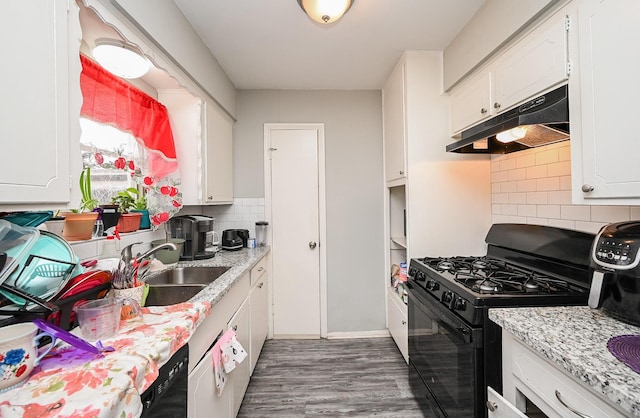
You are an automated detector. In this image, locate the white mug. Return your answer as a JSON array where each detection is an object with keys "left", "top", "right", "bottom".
[{"left": 0, "top": 322, "right": 54, "bottom": 391}]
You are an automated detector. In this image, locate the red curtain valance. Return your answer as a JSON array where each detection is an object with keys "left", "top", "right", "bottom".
[{"left": 79, "top": 54, "right": 178, "bottom": 179}]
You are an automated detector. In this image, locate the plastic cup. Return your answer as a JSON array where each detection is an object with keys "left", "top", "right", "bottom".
[{"left": 73, "top": 298, "right": 122, "bottom": 341}]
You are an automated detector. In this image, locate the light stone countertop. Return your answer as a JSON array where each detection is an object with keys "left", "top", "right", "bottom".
[{"left": 489, "top": 306, "right": 640, "bottom": 417}]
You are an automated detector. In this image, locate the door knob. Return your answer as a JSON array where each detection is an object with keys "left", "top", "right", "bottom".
[{"left": 309, "top": 241, "right": 317, "bottom": 249}]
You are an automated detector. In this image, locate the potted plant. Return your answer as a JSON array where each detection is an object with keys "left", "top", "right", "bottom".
[
  {"left": 62, "top": 167, "right": 100, "bottom": 241},
  {"left": 111, "top": 187, "right": 143, "bottom": 233},
  {"left": 129, "top": 188, "right": 150, "bottom": 230}
]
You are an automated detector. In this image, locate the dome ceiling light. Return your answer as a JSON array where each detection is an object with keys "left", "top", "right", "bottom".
[
  {"left": 297, "top": 0, "right": 354, "bottom": 24},
  {"left": 92, "top": 38, "right": 151, "bottom": 79}
]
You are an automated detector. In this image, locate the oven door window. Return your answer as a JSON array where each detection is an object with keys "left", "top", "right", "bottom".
[{"left": 408, "top": 289, "right": 482, "bottom": 417}]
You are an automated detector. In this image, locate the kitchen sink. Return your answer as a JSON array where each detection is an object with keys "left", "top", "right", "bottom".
[
  {"left": 145, "top": 266, "right": 231, "bottom": 285},
  {"left": 144, "top": 284, "right": 207, "bottom": 306},
  {"left": 143, "top": 266, "right": 231, "bottom": 306}
]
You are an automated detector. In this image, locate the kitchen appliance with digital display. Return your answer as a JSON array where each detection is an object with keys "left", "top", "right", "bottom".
[
  {"left": 588, "top": 221, "right": 640, "bottom": 326},
  {"left": 407, "top": 223, "right": 594, "bottom": 417}
]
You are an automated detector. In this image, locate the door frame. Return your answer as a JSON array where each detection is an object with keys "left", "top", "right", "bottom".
[{"left": 264, "top": 123, "right": 328, "bottom": 338}]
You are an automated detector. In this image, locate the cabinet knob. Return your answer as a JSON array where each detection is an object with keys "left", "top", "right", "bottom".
[
  {"left": 581, "top": 184, "right": 594, "bottom": 193},
  {"left": 309, "top": 241, "right": 317, "bottom": 249},
  {"left": 207, "top": 195, "right": 213, "bottom": 200},
  {"left": 232, "top": 325, "right": 238, "bottom": 331},
  {"left": 486, "top": 401, "right": 498, "bottom": 412},
  {"left": 401, "top": 320, "right": 407, "bottom": 325},
  {"left": 493, "top": 102, "right": 501, "bottom": 110},
  {"left": 258, "top": 267, "right": 264, "bottom": 272},
  {"left": 399, "top": 170, "right": 404, "bottom": 175},
  {"left": 258, "top": 282, "right": 264, "bottom": 288},
  {"left": 480, "top": 108, "right": 488, "bottom": 114}
]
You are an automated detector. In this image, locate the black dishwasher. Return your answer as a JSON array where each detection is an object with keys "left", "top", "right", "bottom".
[{"left": 140, "top": 343, "right": 189, "bottom": 417}]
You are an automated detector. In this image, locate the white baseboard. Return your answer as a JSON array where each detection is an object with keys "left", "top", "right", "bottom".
[{"left": 326, "top": 329, "right": 390, "bottom": 340}]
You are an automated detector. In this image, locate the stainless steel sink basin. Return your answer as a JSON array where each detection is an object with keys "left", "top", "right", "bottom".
[
  {"left": 145, "top": 284, "right": 207, "bottom": 306},
  {"left": 145, "top": 266, "right": 231, "bottom": 285},
  {"left": 143, "top": 266, "right": 231, "bottom": 306}
]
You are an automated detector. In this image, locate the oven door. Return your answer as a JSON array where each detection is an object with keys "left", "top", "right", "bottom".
[{"left": 408, "top": 284, "right": 484, "bottom": 418}]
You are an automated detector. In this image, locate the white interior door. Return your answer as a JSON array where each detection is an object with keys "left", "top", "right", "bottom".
[{"left": 268, "top": 126, "right": 322, "bottom": 338}]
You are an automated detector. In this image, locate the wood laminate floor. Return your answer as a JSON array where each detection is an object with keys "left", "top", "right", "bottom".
[{"left": 237, "top": 338, "right": 433, "bottom": 417}]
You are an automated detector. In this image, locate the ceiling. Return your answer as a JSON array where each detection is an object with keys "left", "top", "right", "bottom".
[{"left": 172, "top": 0, "right": 486, "bottom": 90}]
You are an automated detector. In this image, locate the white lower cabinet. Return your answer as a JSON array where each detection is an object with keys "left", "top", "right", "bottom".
[
  {"left": 228, "top": 299, "right": 251, "bottom": 417},
  {"left": 188, "top": 341, "right": 231, "bottom": 418},
  {"left": 187, "top": 254, "right": 270, "bottom": 417},
  {"left": 501, "top": 330, "right": 627, "bottom": 418},
  {"left": 386, "top": 288, "right": 408, "bottom": 364},
  {"left": 249, "top": 260, "right": 269, "bottom": 374}
]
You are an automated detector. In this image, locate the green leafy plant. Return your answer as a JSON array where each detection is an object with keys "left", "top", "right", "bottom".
[
  {"left": 79, "top": 167, "right": 99, "bottom": 212},
  {"left": 111, "top": 187, "right": 146, "bottom": 213}
]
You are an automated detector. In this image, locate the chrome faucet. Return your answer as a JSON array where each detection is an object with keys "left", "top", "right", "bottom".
[{"left": 121, "top": 241, "right": 179, "bottom": 265}]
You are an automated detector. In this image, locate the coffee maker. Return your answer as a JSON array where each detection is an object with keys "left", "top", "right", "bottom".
[
  {"left": 167, "top": 215, "right": 215, "bottom": 260},
  {"left": 588, "top": 221, "right": 640, "bottom": 326}
]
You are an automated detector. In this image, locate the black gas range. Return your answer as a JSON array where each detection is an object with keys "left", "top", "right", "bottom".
[{"left": 407, "top": 223, "right": 595, "bottom": 418}]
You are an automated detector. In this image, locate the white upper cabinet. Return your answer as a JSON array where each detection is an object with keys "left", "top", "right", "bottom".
[
  {"left": 161, "top": 91, "right": 233, "bottom": 205},
  {"left": 383, "top": 61, "right": 407, "bottom": 185},
  {"left": 450, "top": 71, "right": 493, "bottom": 134},
  {"left": 0, "top": 1, "right": 76, "bottom": 204},
  {"left": 492, "top": 12, "right": 569, "bottom": 114},
  {"left": 203, "top": 99, "right": 234, "bottom": 204},
  {"left": 571, "top": 0, "right": 640, "bottom": 203},
  {"left": 450, "top": 6, "right": 570, "bottom": 136}
]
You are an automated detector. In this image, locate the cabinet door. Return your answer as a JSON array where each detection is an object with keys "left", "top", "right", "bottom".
[
  {"left": 487, "top": 387, "right": 527, "bottom": 418},
  {"left": 573, "top": 0, "right": 640, "bottom": 201},
  {"left": 249, "top": 272, "right": 268, "bottom": 375},
  {"left": 450, "top": 70, "right": 492, "bottom": 134},
  {"left": 383, "top": 62, "right": 406, "bottom": 183},
  {"left": 227, "top": 298, "right": 250, "bottom": 416},
  {"left": 204, "top": 100, "right": 234, "bottom": 204},
  {"left": 386, "top": 288, "right": 408, "bottom": 364},
  {"left": 188, "top": 345, "right": 231, "bottom": 418},
  {"left": 0, "top": 0, "right": 72, "bottom": 203},
  {"left": 493, "top": 12, "right": 568, "bottom": 113}
]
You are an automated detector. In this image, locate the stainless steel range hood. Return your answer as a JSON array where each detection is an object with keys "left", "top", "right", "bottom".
[{"left": 446, "top": 85, "right": 569, "bottom": 154}]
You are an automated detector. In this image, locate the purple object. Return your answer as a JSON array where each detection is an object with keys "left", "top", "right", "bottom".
[
  {"left": 607, "top": 335, "right": 640, "bottom": 374},
  {"left": 32, "top": 319, "right": 115, "bottom": 354}
]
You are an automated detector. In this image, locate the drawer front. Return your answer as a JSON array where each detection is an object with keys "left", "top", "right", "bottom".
[
  {"left": 511, "top": 338, "right": 626, "bottom": 418},
  {"left": 487, "top": 387, "right": 527, "bottom": 418},
  {"left": 250, "top": 256, "right": 267, "bottom": 286},
  {"left": 387, "top": 289, "right": 408, "bottom": 363}
]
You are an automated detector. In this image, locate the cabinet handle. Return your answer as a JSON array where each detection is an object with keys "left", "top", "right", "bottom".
[
  {"left": 493, "top": 102, "right": 501, "bottom": 110},
  {"left": 257, "top": 267, "right": 264, "bottom": 272},
  {"left": 581, "top": 184, "right": 594, "bottom": 193},
  {"left": 555, "top": 390, "right": 591, "bottom": 418},
  {"left": 258, "top": 282, "right": 264, "bottom": 288},
  {"left": 232, "top": 325, "right": 238, "bottom": 331},
  {"left": 480, "top": 108, "right": 488, "bottom": 114},
  {"left": 486, "top": 401, "right": 497, "bottom": 412}
]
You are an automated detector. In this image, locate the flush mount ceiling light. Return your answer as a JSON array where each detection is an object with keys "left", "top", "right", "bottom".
[
  {"left": 297, "top": 0, "right": 354, "bottom": 24},
  {"left": 92, "top": 38, "right": 151, "bottom": 79}
]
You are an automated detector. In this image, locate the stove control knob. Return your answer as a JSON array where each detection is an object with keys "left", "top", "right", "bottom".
[
  {"left": 416, "top": 271, "right": 426, "bottom": 282},
  {"left": 426, "top": 280, "right": 439, "bottom": 291},
  {"left": 408, "top": 267, "right": 417, "bottom": 277},
  {"left": 441, "top": 291, "right": 453, "bottom": 304},
  {"left": 453, "top": 297, "right": 466, "bottom": 311}
]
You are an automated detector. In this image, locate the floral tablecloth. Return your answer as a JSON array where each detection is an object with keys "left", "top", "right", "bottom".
[{"left": 0, "top": 302, "right": 210, "bottom": 418}]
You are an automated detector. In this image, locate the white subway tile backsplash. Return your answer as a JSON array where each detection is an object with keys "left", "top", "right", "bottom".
[
  {"left": 490, "top": 142, "right": 640, "bottom": 231},
  {"left": 561, "top": 205, "right": 591, "bottom": 221},
  {"left": 547, "top": 161, "right": 571, "bottom": 177},
  {"left": 526, "top": 191, "right": 548, "bottom": 205},
  {"left": 536, "top": 177, "right": 560, "bottom": 191},
  {"left": 525, "top": 165, "right": 547, "bottom": 179},
  {"left": 590, "top": 206, "right": 630, "bottom": 223}
]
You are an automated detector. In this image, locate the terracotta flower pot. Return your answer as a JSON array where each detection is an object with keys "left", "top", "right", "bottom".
[
  {"left": 117, "top": 212, "right": 142, "bottom": 233},
  {"left": 61, "top": 212, "right": 99, "bottom": 241}
]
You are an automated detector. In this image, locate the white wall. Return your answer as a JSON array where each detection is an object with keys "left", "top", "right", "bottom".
[
  {"left": 233, "top": 90, "right": 386, "bottom": 333},
  {"left": 491, "top": 141, "right": 640, "bottom": 233}
]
